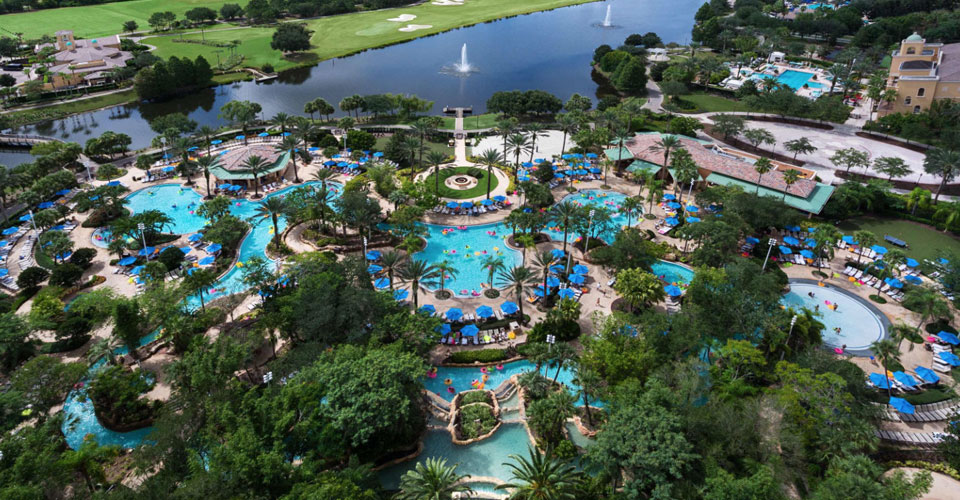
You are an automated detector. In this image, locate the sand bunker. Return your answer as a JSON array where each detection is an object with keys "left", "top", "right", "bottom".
[
  {"left": 399, "top": 24, "right": 433, "bottom": 32},
  {"left": 431, "top": 0, "right": 464, "bottom": 5},
  {"left": 387, "top": 13, "right": 417, "bottom": 22}
]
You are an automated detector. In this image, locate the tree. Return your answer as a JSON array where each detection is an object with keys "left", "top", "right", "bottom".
[
  {"left": 433, "top": 260, "right": 458, "bottom": 295},
  {"left": 123, "top": 20, "right": 139, "bottom": 34},
  {"left": 851, "top": 230, "right": 876, "bottom": 265},
  {"left": 496, "top": 448, "right": 580, "bottom": 499},
  {"left": 426, "top": 150, "right": 447, "bottom": 196},
  {"left": 271, "top": 23, "right": 312, "bottom": 53},
  {"left": 782, "top": 169, "right": 801, "bottom": 200},
  {"left": 10, "top": 356, "right": 85, "bottom": 419},
  {"left": 380, "top": 250, "right": 406, "bottom": 293},
  {"left": 903, "top": 286, "right": 952, "bottom": 340},
  {"left": 183, "top": 268, "right": 217, "bottom": 311},
  {"left": 397, "top": 457, "right": 473, "bottom": 500},
  {"left": 870, "top": 338, "right": 899, "bottom": 398},
  {"left": 399, "top": 259, "right": 439, "bottom": 310},
  {"left": 742, "top": 127, "right": 776, "bottom": 152},
  {"left": 245, "top": 0, "right": 278, "bottom": 23},
  {"left": 784, "top": 136, "right": 817, "bottom": 161},
  {"left": 613, "top": 268, "right": 665, "bottom": 312},
  {"left": 712, "top": 114, "right": 746, "bottom": 140},
  {"left": 906, "top": 187, "right": 932, "bottom": 215},
  {"left": 16, "top": 266, "right": 49, "bottom": 290},
  {"left": 40, "top": 230, "right": 74, "bottom": 264},
  {"left": 613, "top": 56, "right": 648, "bottom": 93},
  {"left": 0, "top": 313, "right": 35, "bottom": 373},
  {"left": 810, "top": 455, "right": 931, "bottom": 500},
  {"left": 923, "top": 148, "right": 960, "bottom": 203},
  {"left": 219, "top": 100, "right": 262, "bottom": 145},
  {"left": 810, "top": 223, "right": 841, "bottom": 274},
  {"left": 275, "top": 135, "right": 302, "bottom": 183},
  {"left": 480, "top": 255, "right": 505, "bottom": 290},
  {"left": 242, "top": 154, "right": 271, "bottom": 198},
  {"left": 572, "top": 363, "right": 602, "bottom": 427},
  {"left": 472, "top": 148, "right": 502, "bottom": 200},
  {"left": 873, "top": 156, "right": 911, "bottom": 182},
  {"left": 193, "top": 154, "right": 220, "bottom": 199},
  {"left": 498, "top": 265, "right": 537, "bottom": 322},
  {"left": 506, "top": 133, "right": 532, "bottom": 184},
  {"left": 831, "top": 147, "right": 871, "bottom": 174},
  {"left": 650, "top": 134, "right": 681, "bottom": 168},
  {"left": 557, "top": 113, "right": 581, "bottom": 157},
  {"left": 220, "top": 3, "right": 244, "bottom": 19},
  {"left": 255, "top": 196, "right": 289, "bottom": 247},
  {"left": 753, "top": 157, "right": 773, "bottom": 194},
  {"left": 147, "top": 11, "right": 176, "bottom": 31}
]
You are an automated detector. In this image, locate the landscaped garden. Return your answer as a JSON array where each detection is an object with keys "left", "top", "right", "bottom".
[
  {"left": 422, "top": 166, "right": 499, "bottom": 199},
  {"left": 837, "top": 216, "right": 959, "bottom": 262}
]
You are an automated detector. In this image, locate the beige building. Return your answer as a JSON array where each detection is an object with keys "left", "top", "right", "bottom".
[
  {"left": 34, "top": 30, "right": 132, "bottom": 90},
  {"left": 879, "top": 33, "right": 960, "bottom": 116}
]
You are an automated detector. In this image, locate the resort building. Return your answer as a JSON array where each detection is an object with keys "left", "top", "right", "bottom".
[
  {"left": 206, "top": 144, "right": 292, "bottom": 189},
  {"left": 879, "top": 33, "right": 960, "bottom": 116},
  {"left": 34, "top": 30, "right": 132, "bottom": 89},
  {"left": 607, "top": 133, "right": 836, "bottom": 215}
]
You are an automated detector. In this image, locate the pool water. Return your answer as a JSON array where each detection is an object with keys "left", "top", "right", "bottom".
[
  {"left": 651, "top": 260, "right": 695, "bottom": 285},
  {"left": 781, "top": 282, "right": 887, "bottom": 352},
  {"left": 90, "top": 227, "right": 113, "bottom": 248},
  {"left": 62, "top": 181, "right": 342, "bottom": 449},
  {"left": 774, "top": 70, "right": 824, "bottom": 90},
  {"left": 565, "top": 422, "right": 595, "bottom": 449},
  {"left": 545, "top": 190, "right": 641, "bottom": 244},
  {"left": 378, "top": 423, "right": 533, "bottom": 489},
  {"left": 415, "top": 222, "right": 522, "bottom": 296}
]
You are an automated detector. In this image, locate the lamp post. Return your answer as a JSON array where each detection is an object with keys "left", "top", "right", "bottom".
[
  {"left": 160, "top": 136, "right": 167, "bottom": 163},
  {"left": 27, "top": 209, "right": 37, "bottom": 237},
  {"left": 362, "top": 236, "right": 368, "bottom": 260},
  {"left": 781, "top": 314, "right": 798, "bottom": 361},
  {"left": 583, "top": 209, "right": 595, "bottom": 256},
  {"left": 762, "top": 238, "right": 777, "bottom": 272},
  {"left": 137, "top": 222, "right": 146, "bottom": 250}
]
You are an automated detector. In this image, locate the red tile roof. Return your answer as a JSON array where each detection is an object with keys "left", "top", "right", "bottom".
[{"left": 624, "top": 134, "right": 816, "bottom": 198}]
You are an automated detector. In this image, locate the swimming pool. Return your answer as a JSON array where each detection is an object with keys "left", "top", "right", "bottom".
[
  {"left": 416, "top": 222, "right": 522, "bottom": 296},
  {"left": 124, "top": 184, "right": 207, "bottom": 234},
  {"left": 651, "top": 260, "right": 695, "bottom": 286},
  {"left": 781, "top": 280, "right": 889, "bottom": 353},
  {"left": 775, "top": 70, "right": 824, "bottom": 90},
  {"left": 545, "top": 190, "right": 640, "bottom": 244},
  {"left": 425, "top": 360, "right": 601, "bottom": 407},
  {"left": 90, "top": 227, "right": 113, "bottom": 248}
]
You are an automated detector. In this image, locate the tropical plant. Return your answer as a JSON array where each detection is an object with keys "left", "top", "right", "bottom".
[
  {"left": 870, "top": 338, "right": 899, "bottom": 398},
  {"left": 620, "top": 196, "right": 643, "bottom": 227},
  {"left": 480, "top": 255, "right": 505, "bottom": 290},
  {"left": 613, "top": 267, "right": 665, "bottom": 311},
  {"left": 380, "top": 250, "right": 407, "bottom": 292},
  {"left": 783, "top": 136, "right": 817, "bottom": 161},
  {"left": 183, "top": 267, "right": 217, "bottom": 310},
  {"left": 243, "top": 155, "right": 272, "bottom": 198},
  {"left": 254, "top": 196, "right": 289, "bottom": 247},
  {"left": 497, "top": 265, "right": 537, "bottom": 321},
  {"left": 872, "top": 156, "right": 910, "bottom": 182},
  {"left": 275, "top": 135, "right": 302, "bottom": 183},
  {"left": 396, "top": 457, "right": 473, "bottom": 500},
  {"left": 782, "top": 169, "right": 801, "bottom": 201},
  {"left": 433, "top": 260, "right": 458, "bottom": 294},
  {"left": 903, "top": 286, "right": 952, "bottom": 341},
  {"left": 426, "top": 150, "right": 447, "bottom": 196},
  {"left": 649, "top": 134, "right": 680, "bottom": 167},
  {"left": 550, "top": 201, "right": 581, "bottom": 256},
  {"left": 495, "top": 448, "right": 580, "bottom": 500},
  {"left": 526, "top": 122, "right": 547, "bottom": 163},
  {"left": 477, "top": 148, "right": 502, "bottom": 200},
  {"left": 194, "top": 154, "right": 220, "bottom": 198},
  {"left": 852, "top": 230, "right": 876, "bottom": 265},
  {"left": 753, "top": 157, "right": 773, "bottom": 194},
  {"left": 557, "top": 113, "right": 580, "bottom": 157},
  {"left": 399, "top": 259, "right": 440, "bottom": 309},
  {"left": 532, "top": 250, "right": 558, "bottom": 302},
  {"left": 906, "top": 187, "right": 932, "bottom": 215},
  {"left": 924, "top": 148, "right": 960, "bottom": 203},
  {"left": 507, "top": 133, "right": 532, "bottom": 184}
]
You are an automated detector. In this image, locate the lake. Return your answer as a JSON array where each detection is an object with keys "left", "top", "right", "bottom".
[{"left": 11, "top": 0, "right": 699, "bottom": 149}]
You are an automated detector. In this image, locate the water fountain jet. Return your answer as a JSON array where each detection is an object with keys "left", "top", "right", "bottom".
[{"left": 601, "top": 5, "right": 612, "bottom": 27}]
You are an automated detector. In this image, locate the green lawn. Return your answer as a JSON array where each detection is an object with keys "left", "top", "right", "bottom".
[
  {"left": 667, "top": 92, "right": 752, "bottom": 114},
  {"left": 373, "top": 137, "right": 454, "bottom": 158},
  {"left": 836, "top": 216, "right": 960, "bottom": 262},
  {"left": 422, "top": 166, "right": 498, "bottom": 199},
  {"left": 439, "top": 113, "right": 502, "bottom": 130}
]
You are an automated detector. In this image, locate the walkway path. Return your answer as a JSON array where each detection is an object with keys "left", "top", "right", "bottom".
[{"left": 453, "top": 111, "right": 471, "bottom": 165}]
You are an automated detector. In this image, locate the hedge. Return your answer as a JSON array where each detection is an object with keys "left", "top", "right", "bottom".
[{"left": 447, "top": 349, "right": 508, "bottom": 364}]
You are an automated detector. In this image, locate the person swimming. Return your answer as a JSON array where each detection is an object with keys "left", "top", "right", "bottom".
[{"left": 807, "top": 291, "right": 815, "bottom": 298}]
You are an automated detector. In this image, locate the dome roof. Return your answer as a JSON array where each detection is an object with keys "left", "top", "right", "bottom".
[{"left": 905, "top": 33, "right": 923, "bottom": 42}]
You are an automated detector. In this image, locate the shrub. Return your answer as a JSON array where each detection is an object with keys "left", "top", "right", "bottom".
[
  {"left": 447, "top": 349, "right": 507, "bottom": 364},
  {"left": 16, "top": 266, "right": 49, "bottom": 289},
  {"left": 551, "top": 439, "right": 578, "bottom": 459},
  {"left": 55, "top": 315, "right": 92, "bottom": 342},
  {"left": 50, "top": 263, "right": 84, "bottom": 288},
  {"left": 262, "top": 63, "right": 274, "bottom": 74},
  {"left": 319, "top": 135, "right": 339, "bottom": 148},
  {"left": 68, "top": 248, "right": 98, "bottom": 269},
  {"left": 458, "top": 403, "right": 496, "bottom": 439},
  {"left": 158, "top": 245, "right": 185, "bottom": 271},
  {"left": 527, "top": 317, "right": 581, "bottom": 343},
  {"left": 460, "top": 390, "right": 492, "bottom": 405}
]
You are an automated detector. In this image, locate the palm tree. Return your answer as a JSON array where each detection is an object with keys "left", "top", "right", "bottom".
[
  {"left": 275, "top": 135, "right": 302, "bottom": 183},
  {"left": 532, "top": 250, "right": 557, "bottom": 301},
  {"left": 308, "top": 185, "right": 336, "bottom": 232},
  {"left": 380, "top": 250, "right": 406, "bottom": 292},
  {"left": 557, "top": 113, "right": 581, "bottom": 158},
  {"left": 906, "top": 187, "right": 931, "bottom": 215},
  {"left": 551, "top": 202, "right": 580, "bottom": 256},
  {"left": 547, "top": 342, "right": 578, "bottom": 383},
  {"left": 254, "top": 196, "right": 289, "bottom": 247},
  {"left": 852, "top": 230, "right": 876, "bottom": 266},
  {"left": 495, "top": 118, "right": 519, "bottom": 159},
  {"left": 480, "top": 255, "right": 505, "bottom": 289},
  {"left": 402, "top": 135, "right": 421, "bottom": 180},
  {"left": 923, "top": 147, "right": 960, "bottom": 203},
  {"left": 620, "top": 196, "right": 643, "bottom": 227},
  {"left": 506, "top": 133, "right": 532, "bottom": 184},
  {"left": 889, "top": 321, "right": 917, "bottom": 352},
  {"left": 194, "top": 155, "right": 220, "bottom": 199},
  {"left": 184, "top": 268, "right": 217, "bottom": 311},
  {"left": 271, "top": 112, "right": 292, "bottom": 135},
  {"left": 934, "top": 201, "right": 960, "bottom": 232},
  {"left": 870, "top": 338, "right": 899, "bottom": 398},
  {"left": 497, "top": 265, "right": 537, "bottom": 322},
  {"left": 426, "top": 150, "right": 447, "bottom": 196},
  {"left": 410, "top": 118, "right": 437, "bottom": 180},
  {"left": 243, "top": 155, "right": 271, "bottom": 198},
  {"left": 810, "top": 223, "right": 841, "bottom": 274},
  {"left": 434, "top": 260, "right": 458, "bottom": 295},
  {"left": 649, "top": 135, "right": 680, "bottom": 170},
  {"left": 495, "top": 448, "right": 580, "bottom": 500},
  {"left": 311, "top": 168, "right": 336, "bottom": 192},
  {"left": 195, "top": 125, "right": 218, "bottom": 155},
  {"left": 171, "top": 136, "right": 197, "bottom": 185},
  {"left": 782, "top": 169, "right": 802, "bottom": 201},
  {"left": 572, "top": 363, "right": 602, "bottom": 427},
  {"left": 396, "top": 457, "right": 473, "bottom": 500},
  {"left": 525, "top": 122, "right": 547, "bottom": 163},
  {"left": 753, "top": 157, "right": 773, "bottom": 194},
  {"left": 645, "top": 175, "right": 665, "bottom": 213},
  {"left": 399, "top": 259, "right": 440, "bottom": 309},
  {"left": 903, "top": 286, "right": 952, "bottom": 342},
  {"left": 477, "top": 148, "right": 502, "bottom": 200}
]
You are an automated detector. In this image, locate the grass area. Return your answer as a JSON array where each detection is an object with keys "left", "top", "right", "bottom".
[
  {"left": 146, "top": 0, "right": 595, "bottom": 72},
  {"left": 4, "top": 89, "right": 137, "bottom": 128},
  {"left": 372, "top": 136, "right": 454, "bottom": 158},
  {"left": 664, "top": 92, "right": 752, "bottom": 114},
  {"left": 422, "top": 166, "right": 498, "bottom": 199},
  {"left": 440, "top": 113, "right": 502, "bottom": 130},
  {"left": 836, "top": 216, "right": 959, "bottom": 262}
]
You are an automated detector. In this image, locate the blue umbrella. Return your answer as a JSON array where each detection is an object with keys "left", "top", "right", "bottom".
[
  {"left": 687, "top": 217, "right": 701, "bottom": 223},
  {"left": 162, "top": 166, "right": 175, "bottom": 173},
  {"left": 586, "top": 152, "right": 598, "bottom": 158},
  {"left": 906, "top": 258, "right": 919, "bottom": 268},
  {"left": 868, "top": 373, "right": 891, "bottom": 389},
  {"left": 210, "top": 139, "right": 223, "bottom": 145},
  {"left": 366, "top": 250, "right": 381, "bottom": 260},
  {"left": 188, "top": 233, "right": 203, "bottom": 242},
  {"left": 446, "top": 201, "right": 459, "bottom": 209},
  {"left": 666, "top": 201, "right": 681, "bottom": 209},
  {"left": 18, "top": 214, "right": 31, "bottom": 222},
  {"left": 665, "top": 285, "right": 684, "bottom": 297},
  {"left": 783, "top": 236, "right": 800, "bottom": 246},
  {"left": 235, "top": 135, "right": 245, "bottom": 140},
  {"left": 138, "top": 246, "right": 155, "bottom": 256},
  {"left": 554, "top": 173, "right": 564, "bottom": 179},
  {"left": 779, "top": 246, "right": 793, "bottom": 255},
  {"left": 445, "top": 308, "right": 463, "bottom": 321},
  {"left": 206, "top": 243, "right": 222, "bottom": 253},
  {"left": 521, "top": 162, "right": 533, "bottom": 168},
  {"left": 938, "top": 351, "right": 960, "bottom": 366},
  {"left": 476, "top": 305, "right": 494, "bottom": 318},
  {"left": 573, "top": 264, "right": 589, "bottom": 274},
  {"left": 461, "top": 202, "right": 474, "bottom": 209},
  {"left": 230, "top": 185, "right": 242, "bottom": 191},
  {"left": 546, "top": 276, "right": 561, "bottom": 288},
  {"left": 662, "top": 193, "right": 676, "bottom": 200},
  {"left": 258, "top": 132, "right": 270, "bottom": 137},
  {"left": 56, "top": 189, "right": 71, "bottom": 196},
  {"left": 481, "top": 199, "right": 494, "bottom": 206},
  {"left": 533, "top": 286, "right": 550, "bottom": 297},
  {"left": 198, "top": 256, "right": 215, "bottom": 266},
  {"left": 804, "top": 238, "right": 816, "bottom": 248},
  {"left": 2, "top": 227, "right": 18, "bottom": 235},
  {"left": 180, "top": 246, "right": 192, "bottom": 254},
  {"left": 0, "top": 241, "right": 7, "bottom": 248},
  {"left": 552, "top": 249, "right": 565, "bottom": 259},
  {"left": 807, "top": 227, "right": 817, "bottom": 233},
  {"left": 893, "top": 371, "right": 919, "bottom": 388},
  {"left": 685, "top": 205, "right": 699, "bottom": 212},
  {"left": 800, "top": 249, "right": 815, "bottom": 259},
  {"left": 38, "top": 201, "right": 54, "bottom": 209},
  {"left": 904, "top": 275, "right": 923, "bottom": 285},
  {"left": 187, "top": 146, "right": 199, "bottom": 152},
  {"left": 568, "top": 274, "right": 585, "bottom": 284},
  {"left": 436, "top": 323, "right": 451, "bottom": 335},
  {"left": 118, "top": 256, "right": 137, "bottom": 266},
  {"left": 162, "top": 154, "right": 172, "bottom": 159},
  {"left": 871, "top": 244, "right": 888, "bottom": 255},
  {"left": 914, "top": 366, "right": 940, "bottom": 384},
  {"left": 373, "top": 277, "right": 391, "bottom": 289},
  {"left": 373, "top": 152, "right": 384, "bottom": 157},
  {"left": 889, "top": 397, "right": 915, "bottom": 415},
  {"left": 533, "top": 158, "right": 545, "bottom": 163},
  {"left": 90, "top": 195, "right": 100, "bottom": 201},
  {"left": 367, "top": 264, "right": 383, "bottom": 274},
  {"left": 107, "top": 180, "right": 122, "bottom": 187},
  {"left": 493, "top": 195, "right": 507, "bottom": 202},
  {"left": 393, "top": 289, "right": 409, "bottom": 301},
  {"left": 939, "top": 258, "right": 950, "bottom": 265},
  {"left": 218, "top": 183, "right": 233, "bottom": 190},
  {"left": 561, "top": 154, "right": 573, "bottom": 160},
  {"left": 665, "top": 217, "right": 679, "bottom": 226},
  {"left": 420, "top": 304, "right": 436, "bottom": 315},
  {"left": 886, "top": 277, "right": 904, "bottom": 289},
  {"left": 842, "top": 235, "right": 856, "bottom": 244},
  {"left": 50, "top": 225, "right": 66, "bottom": 232},
  {"left": 501, "top": 301, "right": 519, "bottom": 315},
  {"left": 558, "top": 288, "right": 577, "bottom": 299},
  {"left": 337, "top": 161, "right": 349, "bottom": 167},
  {"left": 461, "top": 324, "right": 479, "bottom": 336},
  {"left": 129, "top": 265, "right": 145, "bottom": 276},
  {"left": 590, "top": 168, "right": 601, "bottom": 174},
  {"left": 323, "top": 160, "right": 337, "bottom": 166},
  {"left": 549, "top": 265, "right": 565, "bottom": 274},
  {"left": 0, "top": 269, "right": 7, "bottom": 277},
  {"left": 787, "top": 225, "right": 802, "bottom": 232},
  {"left": 937, "top": 331, "right": 960, "bottom": 345},
  {"left": 745, "top": 236, "right": 760, "bottom": 244}
]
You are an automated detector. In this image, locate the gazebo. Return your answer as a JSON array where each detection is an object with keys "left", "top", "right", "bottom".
[{"left": 207, "top": 144, "right": 292, "bottom": 190}]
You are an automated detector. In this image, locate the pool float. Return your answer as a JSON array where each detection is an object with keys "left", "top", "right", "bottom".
[
  {"left": 465, "top": 245, "right": 470, "bottom": 249},
  {"left": 236, "top": 202, "right": 241, "bottom": 206},
  {"left": 496, "top": 364, "right": 504, "bottom": 370},
  {"left": 474, "top": 251, "right": 481, "bottom": 256},
  {"left": 236, "top": 262, "right": 243, "bottom": 268},
  {"left": 482, "top": 374, "right": 489, "bottom": 382},
  {"left": 427, "top": 368, "right": 437, "bottom": 379},
  {"left": 480, "top": 366, "right": 489, "bottom": 374},
  {"left": 447, "top": 387, "right": 456, "bottom": 394},
  {"left": 482, "top": 250, "right": 488, "bottom": 254},
  {"left": 471, "top": 379, "right": 479, "bottom": 387},
  {"left": 478, "top": 383, "right": 484, "bottom": 390},
  {"left": 461, "top": 289, "right": 469, "bottom": 295},
  {"left": 451, "top": 250, "right": 456, "bottom": 254},
  {"left": 493, "top": 247, "right": 499, "bottom": 251}
]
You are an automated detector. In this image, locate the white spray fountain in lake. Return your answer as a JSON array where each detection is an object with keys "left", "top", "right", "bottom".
[
  {"left": 602, "top": 5, "right": 613, "bottom": 27},
  {"left": 443, "top": 43, "right": 477, "bottom": 76}
]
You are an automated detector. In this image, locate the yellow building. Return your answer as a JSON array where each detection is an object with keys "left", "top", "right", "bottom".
[{"left": 878, "top": 33, "right": 960, "bottom": 116}]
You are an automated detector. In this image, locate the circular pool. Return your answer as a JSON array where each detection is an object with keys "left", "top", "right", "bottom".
[{"left": 781, "top": 280, "right": 889, "bottom": 354}]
